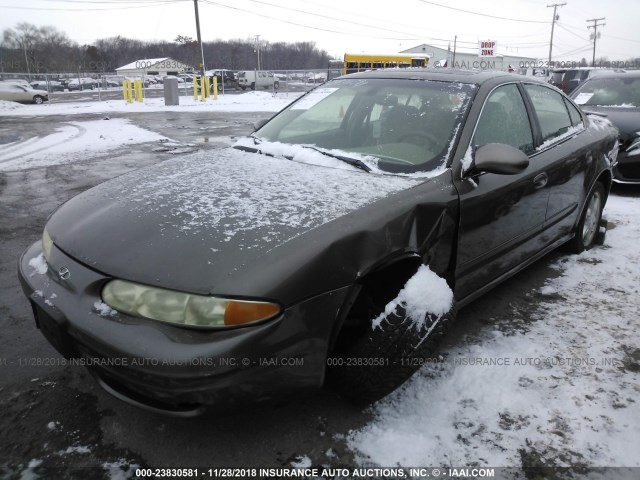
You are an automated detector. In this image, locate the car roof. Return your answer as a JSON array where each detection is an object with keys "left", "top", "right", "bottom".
[{"left": 339, "top": 68, "right": 546, "bottom": 85}]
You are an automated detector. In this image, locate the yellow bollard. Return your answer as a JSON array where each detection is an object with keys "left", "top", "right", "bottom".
[
  {"left": 193, "top": 77, "right": 198, "bottom": 101},
  {"left": 213, "top": 77, "right": 218, "bottom": 100},
  {"left": 200, "top": 75, "right": 207, "bottom": 101},
  {"left": 134, "top": 80, "right": 143, "bottom": 102},
  {"left": 123, "top": 80, "right": 132, "bottom": 103}
]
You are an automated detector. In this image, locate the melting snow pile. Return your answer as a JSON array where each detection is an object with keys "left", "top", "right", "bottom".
[
  {"left": 372, "top": 265, "right": 453, "bottom": 331},
  {"left": 0, "top": 118, "right": 169, "bottom": 172}
]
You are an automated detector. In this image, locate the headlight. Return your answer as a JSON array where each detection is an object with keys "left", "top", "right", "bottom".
[
  {"left": 101, "top": 279, "right": 281, "bottom": 329},
  {"left": 42, "top": 227, "right": 53, "bottom": 262}
]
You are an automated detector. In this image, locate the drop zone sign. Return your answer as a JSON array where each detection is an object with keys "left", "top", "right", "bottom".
[{"left": 479, "top": 40, "right": 497, "bottom": 57}]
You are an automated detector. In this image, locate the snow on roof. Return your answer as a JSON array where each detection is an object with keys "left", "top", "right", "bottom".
[{"left": 116, "top": 57, "right": 175, "bottom": 71}]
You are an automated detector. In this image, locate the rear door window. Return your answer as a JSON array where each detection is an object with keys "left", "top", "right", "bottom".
[{"left": 524, "top": 84, "right": 574, "bottom": 143}]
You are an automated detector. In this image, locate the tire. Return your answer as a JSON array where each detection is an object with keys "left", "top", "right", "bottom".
[
  {"left": 274, "top": 81, "right": 279, "bottom": 90},
  {"left": 328, "top": 298, "right": 456, "bottom": 405},
  {"left": 250, "top": 82, "right": 255, "bottom": 91},
  {"left": 566, "top": 182, "right": 605, "bottom": 253},
  {"left": 33, "top": 95, "right": 45, "bottom": 105}
]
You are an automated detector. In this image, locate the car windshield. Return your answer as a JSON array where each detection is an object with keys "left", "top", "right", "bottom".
[
  {"left": 252, "top": 78, "right": 476, "bottom": 174},
  {"left": 572, "top": 77, "right": 640, "bottom": 107}
]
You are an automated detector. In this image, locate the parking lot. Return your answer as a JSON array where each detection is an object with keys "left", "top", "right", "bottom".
[{"left": 1, "top": 100, "right": 639, "bottom": 478}]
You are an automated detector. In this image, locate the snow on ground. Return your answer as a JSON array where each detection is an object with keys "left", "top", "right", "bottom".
[
  {"left": 0, "top": 118, "right": 168, "bottom": 172},
  {"left": 348, "top": 194, "right": 640, "bottom": 469},
  {"left": 0, "top": 91, "right": 300, "bottom": 117}
]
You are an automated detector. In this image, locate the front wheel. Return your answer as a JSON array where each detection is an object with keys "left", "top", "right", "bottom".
[
  {"left": 33, "top": 95, "right": 45, "bottom": 104},
  {"left": 328, "top": 301, "right": 456, "bottom": 405},
  {"left": 273, "top": 81, "right": 279, "bottom": 90},
  {"left": 250, "top": 82, "right": 255, "bottom": 91},
  {"left": 566, "top": 182, "right": 605, "bottom": 253}
]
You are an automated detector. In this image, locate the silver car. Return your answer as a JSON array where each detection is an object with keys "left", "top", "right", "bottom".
[{"left": 0, "top": 83, "right": 49, "bottom": 104}]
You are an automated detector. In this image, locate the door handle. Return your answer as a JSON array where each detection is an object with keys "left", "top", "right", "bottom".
[{"left": 533, "top": 173, "right": 548, "bottom": 189}]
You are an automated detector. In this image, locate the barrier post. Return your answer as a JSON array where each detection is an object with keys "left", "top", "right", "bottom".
[
  {"left": 200, "top": 75, "right": 207, "bottom": 101},
  {"left": 193, "top": 77, "right": 198, "bottom": 101},
  {"left": 213, "top": 77, "right": 218, "bottom": 100},
  {"left": 123, "top": 80, "right": 132, "bottom": 103},
  {"left": 134, "top": 80, "right": 143, "bottom": 102}
]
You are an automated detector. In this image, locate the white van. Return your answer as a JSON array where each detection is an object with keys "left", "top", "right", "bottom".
[{"left": 237, "top": 70, "right": 279, "bottom": 90}]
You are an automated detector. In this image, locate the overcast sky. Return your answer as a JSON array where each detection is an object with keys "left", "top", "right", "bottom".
[{"left": 1, "top": 0, "right": 639, "bottom": 63}]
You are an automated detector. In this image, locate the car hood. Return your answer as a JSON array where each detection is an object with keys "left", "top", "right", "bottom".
[
  {"left": 585, "top": 107, "right": 640, "bottom": 142},
  {"left": 46, "top": 148, "right": 427, "bottom": 301}
]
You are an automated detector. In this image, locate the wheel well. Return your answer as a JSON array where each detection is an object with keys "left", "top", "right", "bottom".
[{"left": 329, "top": 256, "right": 422, "bottom": 355}]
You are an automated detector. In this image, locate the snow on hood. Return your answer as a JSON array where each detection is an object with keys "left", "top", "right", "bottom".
[
  {"left": 47, "top": 147, "right": 423, "bottom": 295},
  {"left": 101, "top": 147, "right": 421, "bottom": 246}
]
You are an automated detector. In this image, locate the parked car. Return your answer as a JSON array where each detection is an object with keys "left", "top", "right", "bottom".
[
  {"left": 30, "top": 80, "right": 65, "bottom": 92},
  {"left": 1, "top": 78, "right": 32, "bottom": 88},
  {"left": 549, "top": 68, "right": 568, "bottom": 90},
  {"left": 237, "top": 70, "right": 279, "bottom": 90},
  {"left": 571, "top": 70, "right": 640, "bottom": 184},
  {"left": 19, "top": 69, "right": 617, "bottom": 415},
  {"left": 0, "top": 83, "right": 48, "bottom": 104},
  {"left": 67, "top": 78, "right": 97, "bottom": 91},
  {"left": 559, "top": 68, "right": 623, "bottom": 94}
]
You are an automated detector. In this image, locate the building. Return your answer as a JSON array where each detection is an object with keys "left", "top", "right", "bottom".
[
  {"left": 115, "top": 57, "right": 194, "bottom": 76},
  {"left": 400, "top": 44, "right": 540, "bottom": 71}
]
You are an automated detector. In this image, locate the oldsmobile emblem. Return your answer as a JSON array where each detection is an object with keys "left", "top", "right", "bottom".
[{"left": 58, "top": 267, "right": 70, "bottom": 280}]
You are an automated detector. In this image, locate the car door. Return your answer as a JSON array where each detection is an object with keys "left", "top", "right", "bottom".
[
  {"left": 522, "top": 83, "right": 590, "bottom": 243},
  {"left": 454, "top": 82, "right": 551, "bottom": 302}
]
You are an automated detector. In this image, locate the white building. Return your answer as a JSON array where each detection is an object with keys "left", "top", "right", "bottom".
[
  {"left": 115, "top": 57, "right": 193, "bottom": 76},
  {"left": 400, "top": 44, "right": 540, "bottom": 71}
]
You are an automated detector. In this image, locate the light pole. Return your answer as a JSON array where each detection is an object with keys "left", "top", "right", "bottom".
[{"left": 193, "top": 0, "right": 206, "bottom": 79}]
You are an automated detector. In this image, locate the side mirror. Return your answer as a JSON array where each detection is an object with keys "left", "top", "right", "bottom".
[
  {"left": 472, "top": 143, "right": 529, "bottom": 175},
  {"left": 253, "top": 118, "right": 270, "bottom": 131}
]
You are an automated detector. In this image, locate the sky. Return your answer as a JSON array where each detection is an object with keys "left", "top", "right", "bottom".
[{"left": 1, "top": 0, "right": 639, "bottom": 64}]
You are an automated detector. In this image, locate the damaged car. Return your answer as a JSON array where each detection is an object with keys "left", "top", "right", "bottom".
[{"left": 19, "top": 69, "right": 618, "bottom": 416}]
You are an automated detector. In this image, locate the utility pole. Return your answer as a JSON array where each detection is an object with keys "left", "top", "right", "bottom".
[
  {"left": 452, "top": 35, "right": 457, "bottom": 68},
  {"left": 547, "top": 3, "right": 566, "bottom": 67},
  {"left": 193, "top": 0, "right": 206, "bottom": 78},
  {"left": 587, "top": 17, "right": 605, "bottom": 66},
  {"left": 255, "top": 35, "right": 261, "bottom": 71}
]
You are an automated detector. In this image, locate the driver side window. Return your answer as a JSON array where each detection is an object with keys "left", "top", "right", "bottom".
[{"left": 474, "top": 84, "right": 534, "bottom": 155}]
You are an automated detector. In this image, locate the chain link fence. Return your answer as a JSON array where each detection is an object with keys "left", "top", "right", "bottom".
[{"left": 0, "top": 68, "right": 339, "bottom": 103}]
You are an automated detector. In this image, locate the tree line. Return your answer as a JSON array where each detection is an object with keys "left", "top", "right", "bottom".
[{"left": 0, "top": 23, "right": 333, "bottom": 75}]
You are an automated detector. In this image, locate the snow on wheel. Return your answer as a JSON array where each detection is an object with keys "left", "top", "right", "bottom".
[
  {"left": 33, "top": 95, "right": 44, "bottom": 104},
  {"left": 328, "top": 265, "right": 455, "bottom": 405}
]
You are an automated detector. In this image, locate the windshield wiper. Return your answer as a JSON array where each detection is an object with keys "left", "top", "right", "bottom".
[
  {"left": 301, "top": 145, "right": 371, "bottom": 173},
  {"left": 233, "top": 139, "right": 371, "bottom": 173}
]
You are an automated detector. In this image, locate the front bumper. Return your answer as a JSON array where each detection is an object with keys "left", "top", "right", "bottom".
[{"left": 19, "top": 241, "right": 349, "bottom": 416}]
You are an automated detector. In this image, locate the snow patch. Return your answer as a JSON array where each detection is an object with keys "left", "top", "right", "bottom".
[
  {"left": 290, "top": 455, "right": 312, "bottom": 469},
  {"left": 93, "top": 301, "right": 117, "bottom": 317},
  {"left": 28, "top": 254, "right": 47, "bottom": 275},
  {"left": 0, "top": 118, "right": 169, "bottom": 172},
  {"left": 372, "top": 265, "right": 453, "bottom": 332}
]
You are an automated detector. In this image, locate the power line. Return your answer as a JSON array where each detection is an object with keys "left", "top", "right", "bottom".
[{"left": 416, "top": 0, "right": 549, "bottom": 24}]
